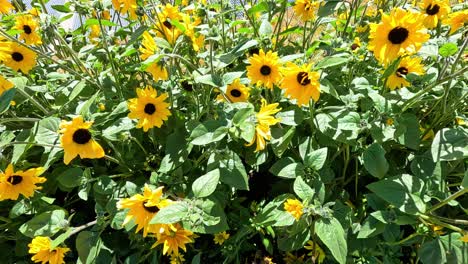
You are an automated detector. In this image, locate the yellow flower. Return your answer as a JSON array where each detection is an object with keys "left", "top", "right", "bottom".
[
  {"left": 304, "top": 240, "right": 326, "bottom": 263},
  {"left": 419, "top": 0, "right": 450, "bottom": 29},
  {"left": 170, "top": 253, "right": 185, "bottom": 264},
  {"left": 89, "top": 25, "right": 100, "bottom": 44},
  {"left": 0, "top": 0, "right": 14, "bottom": 14},
  {"left": 0, "top": 75, "right": 14, "bottom": 95},
  {"left": 420, "top": 125, "right": 434, "bottom": 141},
  {"left": 386, "top": 56, "right": 425, "bottom": 90},
  {"left": 430, "top": 225, "right": 445, "bottom": 235},
  {"left": 369, "top": 8, "right": 429, "bottom": 65},
  {"left": 2, "top": 42, "right": 38, "bottom": 73},
  {"left": 460, "top": 233, "right": 468, "bottom": 243},
  {"left": 139, "top": 32, "right": 168, "bottom": 81},
  {"left": 213, "top": 231, "right": 230, "bottom": 245},
  {"left": 155, "top": 4, "right": 184, "bottom": 44},
  {"left": 356, "top": 24, "right": 368, "bottom": 33},
  {"left": 263, "top": 256, "right": 275, "bottom": 264},
  {"left": 98, "top": 103, "right": 106, "bottom": 111},
  {"left": 112, "top": 0, "right": 138, "bottom": 19},
  {"left": 117, "top": 185, "right": 169, "bottom": 237},
  {"left": 386, "top": 117, "right": 394, "bottom": 126},
  {"left": 246, "top": 99, "right": 281, "bottom": 152},
  {"left": 284, "top": 199, "right": 303, "bottom": 220},
  {"left": 365, "top": 5, "right": 378, "bottom": 17},
  {"left": 246, "top": 49, "right": 281, "bottom": 89},
  {"left": 152, "top": 223, "right": 194, "bottom": 257},
  {"left": 0, "top": 164, "right": 46, "bottom": 201},
  {"left": 59, "top": 116, "right": 105, "bottom": 165},
  {"left": 127, "top": 86, "right": 171, "bottom": 132},
  {"left": 28, "top": 236, "right": 70, "bottom": 264},
  {"left": 14, "top": 15, "right": 42, "bottom": 45},
  {"left": 444, "top": 10, "right": 468, "bottom": 35},
  {"left": 351, "top": 37, "right": 361, "bottom": 52},
  {"left": 29, "top": 8, "right": 41, "bottom": 17},
  {"left": 217, "top": 79, "right": 250, "bottom": 103},
  {"left": 280, "top": 62, "right": 320, "bottom": 106},
  {"left": 455, "top": 117, "right": 466, "bottom": 126},
  {"left": 293, "top": 0, "right": 321, "bottom": 22}
]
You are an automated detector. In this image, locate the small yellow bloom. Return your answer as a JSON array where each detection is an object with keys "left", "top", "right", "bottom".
[
  {"left": 28, "top": 236, "right": 70, "bottom": 264},
  {"left": 460, "top": 233, "right": 468, "bottom": 243},
  {"left": 455, "top": 117, "right": 466, "bottom": 126},
  {"left": 246, "top": 99, "right": 281, "bottom": 152},
  {"left": 284, "top": 199, "right": 303, "bottom": 220},
  {"left": 263, "top": 256, "right": 275, "bottom": 264},
  {"left": 213, "top": 231, "right": 230, "bottom": 245},
  {"left": 386, "top": 118, "right": 394, "bottom": 126},
  {"left": 304, "top": 240, "right": 326, "bottom": 263},
  {"left": 152, "top": 223, "right": 194, "bottom": 257},
  {"left": 430, "top": 225, "right": 445, "bottom": 235},
  {"left": 356, "top": 24, "right": 368, "bottom": 33},
  {"left": 444, "top": 10, "right": 468, "bottom": 35},
  {"left": 98, "top": 103, "right": 106, "bottom": 111}
]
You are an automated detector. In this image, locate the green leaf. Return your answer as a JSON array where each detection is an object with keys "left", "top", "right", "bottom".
[
  {"left": 276, "top": 106, "right": 304, "bottom": 126},
  {"left": 315, "top": 55, "right": 349, "bottom": 69},
  {"left": 50, "top": 228, "right": 72, "bottom": 249},
  {"left": 271, "top": 126, "right": 296, "bottom": 157},
  {"left": 462, "top": 170, "right": 468, "bottom": 189},
  {"left": 253, "top": 194, "right": 295, "bottom": 227},
  {"left": 222, "top": 72, "right": 244, "bottom": 86},
  {"left": 304, "top": 148, "right": 328, "bottom": 170},
  {"left": 85, "top": 18, "right": 117, "bottom": 27},
  {"left": 318, "top": 1, "right": 339, "bottom": 17},
  {"left": 269, "top": 157, "right": 305, "bottom": 178},
  {"left": 357, "top": 215, "right": 386, "bottom": 238},
  {"left": 150, "top": 202, "right": 189, "bottom": 224},
  {"left": 293, "top": 176, "right": 314, "bottom": 201},
  {"left": 367, "top": 174, "right": 426, "bottom": 214},
  {"left": 76, "top": 231, "right": 112, "bottom": 264},
  {"left": 396, "top": 113, "right": 420, "bottom": 150},
  {"left": 192, "top": 169, "right": 220, "bottom": 198},
  {"left": 102, "top": 117, "right": 133, "bottom": 141},
  {"left": 51, "top": 4, "right": 71, "bottom": 13},
  {"left": 57, "top": 167, "right": 84, "bottom": 188},
  {"left": 68, "top": 81, "right": 86, "bottom": 102},
  {"left": 278, "top": 219, "right": 310, "bottom": 251},
  {"left": 259, "top": 19, "right": 273, "bottom": 36},
  {"left": 194, "top": 74, "right": 223, "bottom": 87},
  {"left": 438, "top": 43, "right": 458, "bottom": 57},
  {"left": 382, "top": 57, "right": 402, "bottom": 79},
  {"left": 431, "top": 127, "right": 468, "bottom": 161},
  {"left": 316, "top": 217, "right": 348, "bottom": 264},
  {"left": 0, "top": 88, "right": 15, "bottom": 114},
  {"left": 363, "top": 143, "right": 389, "bottom": 178},
  {"left": 19, "top": 210, "right": 68, "bottom": 238},
  {"left": 208, "top": 151, "right": 249, "bottom": 190},
  {"left": 190, "top": 120, "right": 228, "bottom": 145},
  {"left": 418, "top": 239, "right": 446, "bottom": 264}
]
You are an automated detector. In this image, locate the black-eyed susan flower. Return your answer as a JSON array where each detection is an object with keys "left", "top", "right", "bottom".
[
  {"left": 444, "top": 10, "right": 468, "bottom": 35},
  {"left": 59, "top": 116, "right": 105, "bottom": 165},
  {"left": 246, "top": 99, "right": 281, "bottom": 152},
  {"left": 386, "top": 56, "right": 425, "bottom": 90},
  {"left": 217, "top": 79, "right": 250, "bottom": 103},
  {"left": 284, "top": 198, "right": 303, "bottom": 220},
  {"left": 304, "top": 240, "right": 326, "bottom": 264},
  {"left": 155, "top": 4, "right": 184, "bottom": 44},
  {"left": 14, "top": 15, "right": 42, "bottom": 45},
  {"left": 140, "top": 32, "right": 168, "bottom": 81},
  {"left": 0, "top": 0, "right": 14, "bottom": 14},
  {"left": 279, "top": 62, "right": 320, "bottom": 106},
  {"left": 213, "top": 231, "right": 230, "bottom": 245},
  {"left": 351, "top": 37, "right": 362, "bottom": 51},
  {"left": 117, "top": 185, "right": 170, "bottom": 237},
  {"left": 112, "top": 0, "right": 138, "bottom": 19},
  {"left": 419, "top": 0, "right": 450, "bottom": 29},
  {"left": 246, "top": 49, "right": 281, "bottom": 89},
  {"left": 28, "top": 236, "right": 70, "bottom": 264},
  {"left": 0, "top": 164, "right": 46, "bottom": 201},
  {"left": 152, "top": 223, "right": 194, "bottom": 257},
  {"left": 369, "top": 8, "right": 429, "bottom": 65},
  {"left": 293, "top": 0, "right": 321, "bottom": 22},
  {"left": 127, "top": 86, "right": 171, "bottom": 132},
  {"left": 0, "top": 75, "right": 13, "bottom": 95},
  {"left": 2, "top": 42, "right": 37, "bottom": 73},
  {"left": 170, "top": 254, "right": 186, "bottom": 264}
]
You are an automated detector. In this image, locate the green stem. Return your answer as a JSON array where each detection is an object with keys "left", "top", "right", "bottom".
[
  {"left": 15, "top": 87, "right": 50, "bottom": 115},
  {"left": 427, "top": 188, "right": 468, "bottom": 213},
  {"left": 0, "top": 117, "right": 41, "bottom": 124}
]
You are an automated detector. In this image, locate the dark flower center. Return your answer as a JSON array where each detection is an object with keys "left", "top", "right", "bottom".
[
  {"left": 181, "top": 80, "right": 193, "bottom": 92},
  {"left": 396, "top": 67, "right": 409, "bottom": 77},
  {"left": 144, "top": 103, "right": 156, "bottom": 115},
  {"left": 426, "top": 4, "right": 440, "bottom": 15},
  {"left": 12, "top": 52, "right": 24, "bottom": 62},
  {"left": 142, "top": 202, "right": 160, "bottom": 213},
  {"left": 351, "top": 43, "right": 360, "bottom": 50},
  {"left": 260, "top": 65, "right": 271, "bottom": 76},
  {"left": 387, "top": 27, "right": 409, "bottom": 44},
  {"left": 296, "top": 72, "right": 311, "bottom": 86},
  {"left": 249, "top": 47, "right": 259, "bottom": 56},
  {"left": 230, "top": 89, "right": 242, "bottom": 98},
  {"left": 23, "top": 25, "right": 32, "bottom": 34},
  {"left": 8, "top": 175, "right": 23, "bottom": 185},
  {"left": 163, "top": 20, "right": 172, "bottom": 29},
  {"left": 72, "top": 129, "right": 92, "bottom": 144}
]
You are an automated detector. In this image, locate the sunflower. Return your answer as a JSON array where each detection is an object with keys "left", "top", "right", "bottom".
[
  {"left": 368, "top": 8, "right": 429, "bottom": 65},
  {"left": 2, "top": 42, "right": 37, "bottom": 73},
  {"left": 351, "top": 37, "right": 362, "bottom": 51},
  {"left": 419, "top": 0, "right": 451, "bottom": 29},
  {"left": 89, "top": 25, "right": 100, "bottom": 44},
  {"left": 444, "top": 10, "right": 468, "bottom": 35},
  {"left": 117, "top": 185, "right": 170, "bottom": 237},
  {"left": 284, "top": 199, "right": 304, "bottom": 220},
  {"left": 0, "top": 0, "right": 14, "bottom": 14},
  {"left": 152, "top": 223, "right": 194, "bottom": 257},
  {"left": 246, "top": 99, "right": 281, "bottom": 152},
  {"left": 155, "top": 4, "right": 184, "bottom": 44},
  {"left": 213, "top": 231, "right": 230, "bottom": 245},
  {"left": 279, "top": 62, "right": 320, "bottom": 106},
  {"left": 112, "top": 0, "right": 138, "bottom": 19},
  {"left": 386, "top": 56, "right": 425, "bottom": 90},
  {"left": 246, "top": 49, "right": 281, "bottom": 89},
  {"left": 0, "top": 75, "right": 13, "bottom": 95},
  {"left": 127, "top": 86, "right": 171, "bottom": 132},
  {"left": 293, "top": 0, "right": 321, "bottom": 22},
  {"left": 59, "top": 116, "right": 105, "bottom": 165},
  {"left": 28, "top": 236, "right": 70, "bottom": 264},
  {"left": 146, "top": 62, "right": 169, "bottom": 81},
  {"left": 0, "top": 164, "right": 46, "bottom": 201},
  {"left": 140, "top": 31, "right": 168, "bottom": 81},
  {"left": 14, "top": 15, "right": 42, "bottom": 45},
  {"left": 217, "top": 79, "right": 250, "bottom": 103}
]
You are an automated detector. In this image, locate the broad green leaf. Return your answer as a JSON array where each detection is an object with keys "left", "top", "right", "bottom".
[
  {"left": 222, "top": 72, "right": 245, "bottom": 86},
  {"left": 76, "top": 231, "right": 112, "bottom": 264},
  {"left": 192, "top": 169, "right": 220, "bottom": 198},
  {"left": 278, "top": 219, "right": 310, "bottom": 251},
  {"left": 418, "top": 239, "right": 446, "bottom": 264},
  {"left": 269, "top": 157, "right": 305, "bottom": 178},
  {"left": 50, "top": 228, "right": 72, "bottom": 249},
  {"left": 19, "top": 210, "right": 68, "bottom": 237},
  {"left": 293, "top": 176, "right": 314, "bottom": 201},
  {"left": 462, "top": 170, "right": 468, "bottom": 188},
  {"left": 271, "top": 126, "right": 295, "bottom": 157},
  {"left": 259, "top": 19, "right": 273, "bottom": 36},
  {"left": 57, "top": 167, "right": 84, "bottom": 188},
  {"left": 438, "top": 43, "right": 458, "bottom": 57},
  {"left": 316, "top": 217, "right": 348, "bottom": 264},
  {"left": 304, "top": 148, "right": 328, "bottom": 170},
  {"left": 150, "top": 202, "right": 189, "bottom": 224},
  {"left": 431, "top": 127, "right": 468, "bottom": 161},
  {"left": 396, "top": 113, "right": 420, "bottom": 150},
  {"left": 253, "top": 194, "right": 295, "bottom": 227},
  {"left": 382, "top": 57, "right": 402, "bottom": 79},
  {"left": 276, "top": 106, "right": 304, "bottom": 126},
  {"left": 208, "top": 151, "right": 249, "bottom": 190},
  {"left": 0, "top": 88, "right": 15, "bottom": 114},
  {"left": 357, "top": 215, "right": 386, "bottom": 238},
  {"left": 190, "top": 120, "right": 229, "bottom": 145},
  {"left": 363, "top": 143, "right": 389, "bottom": 178},
  {"left": 315, "top": 55, "right": 349, "bottom": 69}
]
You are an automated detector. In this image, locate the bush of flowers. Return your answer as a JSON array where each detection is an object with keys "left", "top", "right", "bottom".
[{"left": 0, "top": 0, "right": 467, "bottom": 263}]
